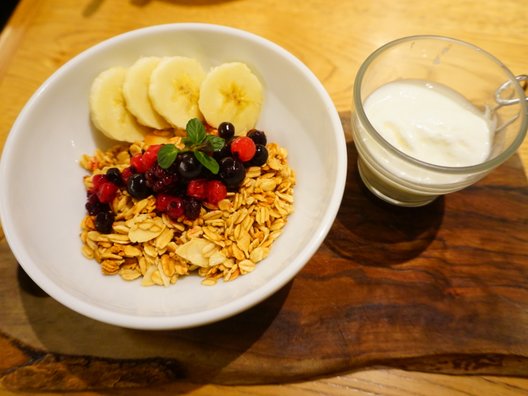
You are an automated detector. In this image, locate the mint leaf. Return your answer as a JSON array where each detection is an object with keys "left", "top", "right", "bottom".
[
  {"left": 194, "top": 150, "right": 219, "bottom": 174},
  {"left": 186, "top": 118, "right": 206, "bottom": 146},
  {"left": 182, "top": 136, "right": 194, "bottom": 146},
  {"left": 205, "top": 135, "right": 225, "bottom": 152},
  {"left": 157, "top": 144, "right": 179, "bottom": 169}
]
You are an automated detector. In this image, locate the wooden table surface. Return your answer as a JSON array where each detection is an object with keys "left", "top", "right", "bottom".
[{"left": 1, "top": 0, "right": 528, "bottom": 395}]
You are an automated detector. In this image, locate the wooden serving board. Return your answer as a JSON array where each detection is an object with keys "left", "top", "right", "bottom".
[{"left": 1, "top": 112, "right": 528, "bottom": 391}]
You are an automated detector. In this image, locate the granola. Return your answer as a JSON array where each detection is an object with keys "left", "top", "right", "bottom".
[{"left": 80, "top": 139, "right": 295, "bottom": 286}]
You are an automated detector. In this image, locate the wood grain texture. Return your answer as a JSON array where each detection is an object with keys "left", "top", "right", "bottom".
[
  {"left": 1, "top": 113, "right": 528, "bottom": 393},
  {"left": 1, "top": 0, "right": 528, "bottom": 394}
]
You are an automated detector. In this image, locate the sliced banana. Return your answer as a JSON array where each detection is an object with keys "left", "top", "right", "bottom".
[
  {"left": 123, "top": 57, "right": 171, "bottom": 130},
  {"left": 199, "top": 62, "right": 263, "bottom": 135},
  {"left": 149, "top": 56, "right": 206, "bottom": 129},
  {"left": 90, "top": 66, "right": 150, "bottom": 142}
]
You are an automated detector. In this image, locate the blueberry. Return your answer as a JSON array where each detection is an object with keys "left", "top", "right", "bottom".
[
  {"left": 213, "top": 140, "right": 232, "bottom": 162},
  {"left": 106, "top": 167, "right": 124, "bottom": 186},
  {"left": 95, "top": 211, "right": 115, "bottom": 234},
  {"left": 218, "top": 121, "right": 235, "bottom": 140},
  {"left": 183, "top": 197, "right": 201, "bottom": 220},
  {"left": 247, "top": 129, "right": 267, "bottom": 145},
  {"left": 199, "top": 165, "right": 216, "bottom": 180},
  {"left": 127, "top": 173, "right": 151, "bottom": 200},
  {"left": 246, "top": 144, "right": 268, "bottom": 167},
  {"left": 177, "top": 152, "right": 202, "bottom": 179},
  {"left": 219, "top": 157, "right": 245, "bottom": 189}
]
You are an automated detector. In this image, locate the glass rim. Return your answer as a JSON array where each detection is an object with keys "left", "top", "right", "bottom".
[{"left": 353, "top": 34, "right": 528, "bottom": 174}]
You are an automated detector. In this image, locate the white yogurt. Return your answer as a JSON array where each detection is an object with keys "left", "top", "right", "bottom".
[
  {"left": 363, "top": 80, "right": 495, "bottom": 167},
  {"left": 353, "top": 79, "right": 498, "bottom": 205}
]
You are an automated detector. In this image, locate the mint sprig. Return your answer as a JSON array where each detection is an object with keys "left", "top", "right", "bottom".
[
  {"left": 194, "top": 150, "right": 219, "bottom": 174},
  {"left": 184, "top": 118, "right": 207, "bottom": 146},
  {"left": 157, "top": 118, "right": 225, "bottom": 174},
  {"left": 205, "top": 135, "right": 225, "bottom": 151},
  {"left": 157, "top": 144, "right": 180, "bottom": 169}
]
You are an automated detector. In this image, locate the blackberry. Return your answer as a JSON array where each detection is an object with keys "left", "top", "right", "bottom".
[
  {"left": 146, "top": 164, "right": 179, "bottom": 193},
  {"left": 85, "top": 192, "right": 110, "bottom": 215}
]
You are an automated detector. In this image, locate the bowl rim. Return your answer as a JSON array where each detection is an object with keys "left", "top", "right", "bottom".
[{"left": 0, "top": 23, "right": 347, "bottom": 329}]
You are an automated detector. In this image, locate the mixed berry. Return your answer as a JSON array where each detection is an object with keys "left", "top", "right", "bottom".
[{"left": 85, "top": 120, "right": 269, "bottom": 234}]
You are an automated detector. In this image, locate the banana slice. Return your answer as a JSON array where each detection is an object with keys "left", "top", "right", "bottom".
[
  {"left": 199, "top": 62, "right": 263, "bottom": 135},
  {"left": 123, "top": 57, "right": 171, "bottom": 130},
  {"left": 149, "top": 56, "right": 206, "bottom": 129},
  {"left": 90, "top": 66, "right": 150, "bottom": 142}
]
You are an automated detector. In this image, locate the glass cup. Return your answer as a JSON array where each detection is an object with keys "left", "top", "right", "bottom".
[{"left": 352, "top": 35, "right": 528, "bottom": 207}]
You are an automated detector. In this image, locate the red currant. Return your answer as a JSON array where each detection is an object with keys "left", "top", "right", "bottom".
[
  {"left": 156, "top": 194, "right": 184, "bottom": 220},
  {"left": 206, "top": 180, "right": 227, "bottom": 205},
  {"left": 92, "top": 174, "right": 108, "bottom": 190},
  {"left": 96, "top": 182, "right": 118, "bottom": 203},
  {"left": 230, "top": 136, "right": 256, "bottom": 162},
  {"left": 130, "top": 153, "right": 147, "bottom": 173},
  {"left": 167, "top": 197, "right": 185, "bottom": 220},
  {"left": 186, "top": 179, "right": 208, "bottom": 200},
  {"left": 121, "top": 167, "right": 134, "bottom": 183},
  {"left": 155, "top": 193, "right": 172, "bottom": 212},
  {"left": 142, "top": 144, "right": 162, "bottom": 170}
]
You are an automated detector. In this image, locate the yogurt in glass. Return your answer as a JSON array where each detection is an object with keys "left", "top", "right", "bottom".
[
  {"left": 363, "top": 80, "right": 495, "bottom": 169},
  {"left": 352, "top": 36, "right": 527, "bottom": 207}
]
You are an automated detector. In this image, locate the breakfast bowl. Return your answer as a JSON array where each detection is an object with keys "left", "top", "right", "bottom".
[{"left": 0, "top": 23, "right": 347, "bottom": 329}]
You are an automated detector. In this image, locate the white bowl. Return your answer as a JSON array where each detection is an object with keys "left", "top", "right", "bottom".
[{"left": 0, "top": 23, "right": 347, "bottom": 329}]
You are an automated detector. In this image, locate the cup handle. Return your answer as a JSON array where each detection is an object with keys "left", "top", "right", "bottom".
[{"left": 495, "top": 74, "right": 528, "bottom": 106}]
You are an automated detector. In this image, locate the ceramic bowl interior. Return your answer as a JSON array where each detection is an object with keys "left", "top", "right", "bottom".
[{"left": 0, "top": 23, "right": 347, "bottom": 329}]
